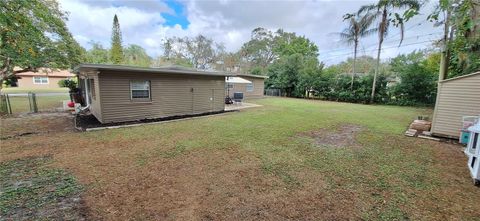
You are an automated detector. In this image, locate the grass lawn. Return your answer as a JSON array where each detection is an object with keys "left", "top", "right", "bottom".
[
  {"left": 1, "top": 97, "right": 479, "bottom": 220},
  {"left": 4, "top": 95, "right": 70, "bottom": 114}
]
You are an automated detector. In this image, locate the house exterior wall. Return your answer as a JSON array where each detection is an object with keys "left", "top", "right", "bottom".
[
  {"left": 228, "top": 76, "right": 265, "bottom": 99},
  {"left": 16, "top": 76, "right": 67, "bottom": 88},
  {"left": 431, "top": 73, "right": 480, "bottom": 138},
  {"left": 94, "top": 71, "right": 225, "bottom": 123}
]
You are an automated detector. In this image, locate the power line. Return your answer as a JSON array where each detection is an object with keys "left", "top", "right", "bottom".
[
  {"left": 319, "top": 22, "right": 427, "bottom": 54},
  {"left": 319, "top": 32, "right": 442, "bottom": 56},
  {"left": 320, "top": 39, "right": 436, "bottom": 63}
]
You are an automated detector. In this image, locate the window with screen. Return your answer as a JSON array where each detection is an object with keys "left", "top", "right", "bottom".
[
  {"left": 33, "top": 76, "right": 49, "bottom": 84},
  {"left": 131, "top": 80, "right": 151, "bottom": 100},
  {"left": 246, "top": 83, "right": 254, "bottom": 92}
]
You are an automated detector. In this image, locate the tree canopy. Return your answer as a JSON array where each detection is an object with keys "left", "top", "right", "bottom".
[{"left": 0, "top": 0, "right": 84, "bottom": 87}]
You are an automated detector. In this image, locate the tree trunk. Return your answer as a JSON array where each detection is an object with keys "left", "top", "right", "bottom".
[
  {"left": 371, "top": 38, "right": 383, "bottom": 103},
  {"left": 351, "top": 42, "right": 358, "bottom": 90}
]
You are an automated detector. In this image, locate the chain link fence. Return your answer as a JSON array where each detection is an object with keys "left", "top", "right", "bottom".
[
  {"left": 0, "top": 92, "right": 70, "bottom": 115},
  {"left": 265, "top": 89, "right": 283, "bottom": 97}
]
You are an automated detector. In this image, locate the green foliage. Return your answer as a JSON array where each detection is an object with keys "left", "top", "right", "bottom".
[
  {"left": 448, "top": 0, "right": 480, "bottom": 77},
  {"left": 240, "top": 28, "right": 319, "bottom": 74},
  {"left": 357, "top": 0, "right": 422, "bottom": 102},
  {"left": 389, "top": 51, "right": 438, "bottom": 106},
  {"left": 161, "top": 35, "right": 224, "bottom": 69},
  {"left": 124, "top": 44, "right": 151, "bottom": 67},
  {"left": 58, "top": 79, "right": 78, "bottom": 91},
  {"left": 339, "top": 13, "right": 377, "bottom": 88},
  {"left": 110, "top": 14, "right": 124, "bottom": 64},
  {"left": 0, "top": 0, "right": 85, "bottom": 84},
  {"left": 85, "top": 41, "right": 110, "bottom": 64},
  {"left": 267, "top": 54, "right": 323, "bottom": 97},
  {"left": 313, "top": 51, "right": 439, "bottom": 106},
  {"left": 428, "top": 0, "right": 480, "bottom": 77},
  {"left": 274, "top": 30, "right": 319, "bottom": 58}
]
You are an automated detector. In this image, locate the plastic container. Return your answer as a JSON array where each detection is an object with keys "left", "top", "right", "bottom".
[{"left": 460, "top": 130, "right": 471, "bottom": 144}]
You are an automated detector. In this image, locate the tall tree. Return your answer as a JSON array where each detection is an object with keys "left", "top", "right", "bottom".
[
  {"left": 110, "top": 14, "right": 123, "bottom": 64},
  {"left": 124, "top": 44, "right": 151, "bottom": 67},
  {"left": 358, "top": 0, "right": 421, "bottom": 103},
  {"left": 85, "top": 41, "right": 109, "bottom": 64},
  {"left": 429, "top": 0, "right": 480, "bottom": 77},
  {"left": 0, "top": 0, "right": 84, "bottom": 89},
  {"left": 339, "top": 13, "right": 377, "bottom": 89},
  {"left": 240, "top": 28, "right": 278, "bottom": 71},
  {"left": 240, "top": 28, "right": 319, "bottom": 74},
  {"left": 274, "top": 30, "right": 319, "bottom": 58},
  {"left": 161, "top": 35, "right": 224, "bottom": 69}
]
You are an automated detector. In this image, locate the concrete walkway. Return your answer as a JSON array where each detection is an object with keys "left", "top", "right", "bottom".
[{"left": 225, "top": 102, "right": 262, "bottom": 111}]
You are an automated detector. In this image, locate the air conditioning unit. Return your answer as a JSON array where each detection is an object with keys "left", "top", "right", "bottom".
[{"left": 465, "top": 120, "right": 480, "bottom": 186}]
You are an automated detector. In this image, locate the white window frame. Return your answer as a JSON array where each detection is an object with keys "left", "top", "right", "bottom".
[
  {"left": 246, "top": 83, "right": 254, "bottom": 92},
  {"left": 130, "top": 80, "right": 151, "bottom": 101},
  {"left": 33, "top": 76, "right": 49, "bottom": 85}
]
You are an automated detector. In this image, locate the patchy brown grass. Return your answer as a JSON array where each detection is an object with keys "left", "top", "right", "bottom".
[
  {"left": 299, "top": 124, "right": 363, "bottom": 148},
  {"left": 1, "top": 113, "right": 75, "bottom": 139},
  {"left": 1, "top": 98, "right": 479, "bottom": 220}
]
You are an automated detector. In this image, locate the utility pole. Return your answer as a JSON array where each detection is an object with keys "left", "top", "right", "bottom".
[{"left": 438, "top": 7, "right": 451, "bottom": 81}]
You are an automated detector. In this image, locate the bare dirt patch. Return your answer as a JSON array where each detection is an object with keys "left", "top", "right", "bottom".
[
  {"left": 300, "top": 124, "right": 363, "bottom": 148},
  {"left": 1, "top": 112, "right": 75, "bottom": 139}
]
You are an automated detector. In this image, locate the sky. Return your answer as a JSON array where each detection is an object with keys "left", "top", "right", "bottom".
[{"left": 59, "top": 0, "right": 442, "bottom": 65}]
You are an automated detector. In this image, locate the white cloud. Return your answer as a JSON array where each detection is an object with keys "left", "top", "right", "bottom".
[{"left": 59, "top": 0, "right": 442, "bottom": 64}]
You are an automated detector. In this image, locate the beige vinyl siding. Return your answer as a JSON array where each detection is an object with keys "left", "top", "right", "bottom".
[
  {"left": 16, "top": 76, "right": 67, "bottom": 88},
  {"left": 431, "top": 72, "right": 480, "bottom": 138},
  {"left": 97, "top": 71, "right": 225, "bottom": 123},
  {"left": 228, "top": 77, "right": 265, "bottom": 99}
]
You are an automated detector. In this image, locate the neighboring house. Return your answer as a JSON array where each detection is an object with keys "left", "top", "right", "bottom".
[
  {"left": 75, "top": 64, "right": 230, "bottom": 124},
  {"left": 15, "top": 69, "right": 74, "bottom": 88},
  {"left": 227, "top": 74, "right": 267, "bottom": 99},
  {"left": 431, "top": 71, "right": 480, "bottom": 138}
]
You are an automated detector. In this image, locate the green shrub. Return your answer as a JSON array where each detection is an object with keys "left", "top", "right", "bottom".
[{"left": 58, "top": 79, "right": 77, "bottom": 91}]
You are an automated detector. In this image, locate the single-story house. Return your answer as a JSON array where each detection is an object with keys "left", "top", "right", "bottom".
[
  {"left": 227, "top": 74, "right": 267, "bottom": 99},
  {"left": 15, "top": 69, "right": 75, "bottom": 88},
  {"left": 75, "top": 64, "right": 231, "bottom": 124},
  {"left": 431, "top": 71, "right": 480, "bottom": 138}
]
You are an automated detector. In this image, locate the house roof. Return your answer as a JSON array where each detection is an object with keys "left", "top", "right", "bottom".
[
  {"left": 235, "top": 74, "right": 269, "bottom": 79},
  {"left": 74, "top": 64, "right": 234, "bottom": 77},
  {"left": 440, "top": 71, "right": 480, "bottom": 83},
  {"left": 15, "top": 69, "right": 74, "bottom": 77}
]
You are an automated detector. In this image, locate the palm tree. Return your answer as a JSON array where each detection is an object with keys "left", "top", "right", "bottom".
[
  {"left": 358, "top": 0, "right": 421, "bottom": 103},
  {"left": 338, "top": 13, "right": 377, "bottom": 89}
]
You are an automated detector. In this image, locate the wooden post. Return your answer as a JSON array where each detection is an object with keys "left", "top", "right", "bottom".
[
  {"left": 6, "top": 94, "right": 12, "bottom": 114},
  {"left": 28, "top": 92, "right": 33, "bottom": 112},
  {"left": 32, "top": 93, "right": 38, "bottom": 113}
]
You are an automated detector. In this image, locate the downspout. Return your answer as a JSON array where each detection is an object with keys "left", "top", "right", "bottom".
[{"left": 84, "top": 76, "right": 90, "bottom": 106}]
